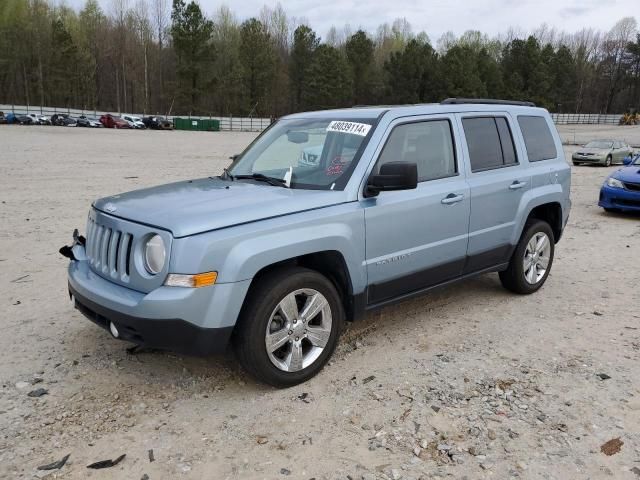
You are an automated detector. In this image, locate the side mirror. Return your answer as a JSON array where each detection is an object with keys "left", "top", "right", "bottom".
[
  {"left": 229, "top": 154, "right": 240, "bottom": 161},
  {"left": 622, "top": 157, "right": 632, "bottom": 165},
  {"left": 366, "top": 162, "right": 418, "bottom": 197},
  {"left": 287, "top": 131, "right": 309, "bottom": 144}
]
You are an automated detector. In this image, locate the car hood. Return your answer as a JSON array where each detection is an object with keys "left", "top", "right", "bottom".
[
  {"left": 612, "top": 165, "right": 640, "bottom": 183},
  {"left": 577, "top": 147, "right": 608, "bottom": 154},
  {"left": 93, "top": 177, "right": 350, "bottom": 238}
]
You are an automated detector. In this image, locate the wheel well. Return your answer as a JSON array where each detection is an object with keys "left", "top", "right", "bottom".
[
  {"left": 248, "top": 251, "right": 356, "bottom": 320},
  {"left": 527, "top": 202, "right": 562, "bottom": 242}
]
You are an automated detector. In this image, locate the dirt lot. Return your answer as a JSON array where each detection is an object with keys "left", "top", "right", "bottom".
[
  {"left": 1, "top": 125, "right": 639, "bottom": 480},
  {"left": 557, "top": 124, "right": 640, "bottom": 147}
]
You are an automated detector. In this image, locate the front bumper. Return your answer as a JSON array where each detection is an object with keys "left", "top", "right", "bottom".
[
  {"left": 70, "top": 283, "right": 233, "bottom": 355},
  {"left": 67, "top": 251, "right": 251, "bottom": 355},
  {"left": 572, "top": 155, "right": 605, "bottom": 164},
  {"left": 599, "top": 184, "right": 640, "bottom": 212}
]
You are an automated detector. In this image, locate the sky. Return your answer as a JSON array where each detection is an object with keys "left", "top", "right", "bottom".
[{"left": 60, "top": 0, "right": 637, "bottom": 41}]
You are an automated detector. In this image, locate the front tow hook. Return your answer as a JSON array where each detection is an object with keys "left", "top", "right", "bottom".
[{"left": 59, "top": 228, "right": 86, "bottom": 261}]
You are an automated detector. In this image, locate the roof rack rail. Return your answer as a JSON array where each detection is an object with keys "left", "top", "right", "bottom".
[{"left": 441, "top": 98, "right": 536, "bottom": 107}]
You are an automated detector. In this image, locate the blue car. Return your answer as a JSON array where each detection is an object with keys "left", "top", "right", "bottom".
[{"left": 599, "top": 154, "right": 640, "bottom": 213}]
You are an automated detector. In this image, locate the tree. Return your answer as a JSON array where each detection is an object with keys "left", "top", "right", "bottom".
[
  {"left": 600, "top": 17, "right": 638, "bottom": 112},
  {"left": 211, "top": 5, "right": 242, "bottom": 115},
  {"left": 50, "top": 16, "right": 79, "bottom": 107},
  {"left": 239, "top": 18, "right": 275, "bottom": 115},
  {"left": 290, "top": 25, "right": 318, "bottom": 111},
  {"left": 384, "top": 38, "right": 438, "bottom": 104},
  {"left": 345, "top": 30, "right": 374, "bottom": 105},
  {"left": 626, "top": 34, "right": 640, "bottom": 110},
  {"left": 441, "top": 45, "right": 487, "bottom": 98},
  {"left": 302, "top": 45, "right": 351, "bottom": 109},
  {"left": 171, "top": 0, "right": 214, "bottom": 112}
]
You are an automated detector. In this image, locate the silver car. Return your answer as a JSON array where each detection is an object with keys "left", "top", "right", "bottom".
[{"left": 572, "top": 140, "right": 633, "bottom": 166}]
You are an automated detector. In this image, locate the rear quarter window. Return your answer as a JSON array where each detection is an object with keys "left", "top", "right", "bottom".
[{"left": 517, "top": 116, "right": 557, "bottom": 162}]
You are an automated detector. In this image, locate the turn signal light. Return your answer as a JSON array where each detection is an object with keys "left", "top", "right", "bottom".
[{"left": 165, "top": 271, "right": 217, "bottom": 288}]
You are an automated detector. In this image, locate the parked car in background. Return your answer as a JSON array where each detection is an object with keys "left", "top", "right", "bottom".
[
  {"left": 0, "top": 112, "right": 7, "bottom": 124},
  {"left": 599, "top": 154, "right": 640, "bottom": 213},
  {"left": 51, "top": 114, "right": 78, "bottom": 127},
  {"left": 142, "top": 116, "right": 173, "bottom": 130},
  {"left": 15, "top": 114, "right": 34, "bottom": 125},
  {"left": 100, "top": 114, "right": 131, "bottom": 129},
  {"left": 572, "top": 140, "right": 633, "bottom": 166},
  {"left": 63, "top": 99, "right": 571, "bottom": 387},
  {"left": 27, "top": 113, "right": 51, "bottom": 125},
  {"left": 77, "top": 115, "right": 103, "bottom": 128},
  {"left": 122, "top": 115, "right": 146, "bottom": 129}
]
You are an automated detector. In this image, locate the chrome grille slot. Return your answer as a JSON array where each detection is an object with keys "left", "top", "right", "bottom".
[
  {"left": 117, "top": 233, "right": 131, "bottom": 276},
  {"left": 125, "top": 235, "right": 133, "bottom": 276},
  {"left": 108, "top": 230, "right": 120, "bottom": 275},
  {"left": 85, "top": 214, "right": 134, "bottom": 283},
  {"left": 100, "top": 228, "right": 111, "bottom": 272}
]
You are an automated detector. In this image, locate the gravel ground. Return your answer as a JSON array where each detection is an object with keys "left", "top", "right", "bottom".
[
  {"left": 557, "top": 124, "right": 640, "bottom": 147},
  {"left": 1, "top": 125, "right": 639, "bottom": 480}
]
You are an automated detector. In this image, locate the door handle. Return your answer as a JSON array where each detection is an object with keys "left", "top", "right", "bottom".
[
  {"left": 509, "top": 181, "right": 527, "bottom": 190},
  {"left": 441, "top": 193, "right": 464, "bottom": 205}
]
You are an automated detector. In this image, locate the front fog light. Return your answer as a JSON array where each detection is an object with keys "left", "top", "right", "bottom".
[
  {"left": 165, "top": 272, "right": 218, "bottom": 288},
  {"left": 144, "top": 234, "right": 166, "bottom": 274}
]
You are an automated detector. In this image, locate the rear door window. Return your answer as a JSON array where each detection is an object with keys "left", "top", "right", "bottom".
[
  {"left": 462, "top": 117, "right": 518, "bottom": 172},
  {"left": 517, "top": 116, "right": 557, "bottom": 162}
]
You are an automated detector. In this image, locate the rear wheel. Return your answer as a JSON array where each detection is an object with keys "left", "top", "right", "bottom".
[
  {"left": 233, "top": 267, "right": 344, "bottom": 387},
  {"left": 499, "top": 220, "right": 555, "bottom": 294}
]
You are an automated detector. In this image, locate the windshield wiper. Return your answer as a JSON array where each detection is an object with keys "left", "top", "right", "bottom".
[
  {"left": 234, "top": 173, "right": 289, "bottom": 188},
  {"left": 220, "top": 168, "right": 235, "bottom": 181}
]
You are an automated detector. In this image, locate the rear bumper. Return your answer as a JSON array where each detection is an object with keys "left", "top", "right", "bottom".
[
  {"left": 599, "top": 185, "right": 640, "bottom": 212},
  {"left": 70, "top": 283, "right": 233, "bottom": 355}
]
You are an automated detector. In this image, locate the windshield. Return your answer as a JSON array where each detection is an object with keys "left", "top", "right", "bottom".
[
  {"left": 229, "top": 117, "right": 375, "bottom": 190},
  {"left": 633, "top": 155, "right": 640, "bottom": 165},
  {"left": 585, "top": 141, "right": 613, "bottom": 149}
]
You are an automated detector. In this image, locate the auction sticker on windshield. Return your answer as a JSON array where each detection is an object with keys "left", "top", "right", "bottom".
[{"left": 326, "top": 121, "right": 371, "bottom": 137}]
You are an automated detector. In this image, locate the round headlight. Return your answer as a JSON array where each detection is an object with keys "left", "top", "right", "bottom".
[{"left": 144, "top": 234, "right": 166, "bottom": 274}]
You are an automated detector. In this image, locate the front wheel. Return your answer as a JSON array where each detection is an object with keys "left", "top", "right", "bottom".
[
  {"left": 499, "top": 220, "right": 555, "bottom": 294},
  {"left": 233, "top": 267, "right": 344, "bottom": 387},
  {"left": 605, "top": 155, "right": 612, "bottom": 167}
]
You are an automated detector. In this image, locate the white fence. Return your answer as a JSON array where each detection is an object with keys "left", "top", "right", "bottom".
[
  {"left": 2, "top": 104, "right": 629, "bottom": 130},
  {"left": 0, "top": 104, "right": 270, "bottom": 132},
  {"left": 550, "top": 113, "right": 621, "bottom": 125}
]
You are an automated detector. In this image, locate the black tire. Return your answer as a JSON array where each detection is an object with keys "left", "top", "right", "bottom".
[
  {"left": 572, "top": 161, "right": 581, "bottom": 166},
  {"left": 233, "top": 267, "right": 344, "bottom": 388},
  {"left": 603, "top": 207, "right": 618, "bottom": 213},
  {"left": 605, "top": 155, "right": 612, "bottom": 167},
  {"left": 499, "top": 219, "right": 555, "bottom": 295}
]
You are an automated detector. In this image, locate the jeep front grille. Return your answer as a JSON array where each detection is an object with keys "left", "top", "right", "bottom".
[{"left": 86, "top": 217, "right": 133, "bottom": 280}]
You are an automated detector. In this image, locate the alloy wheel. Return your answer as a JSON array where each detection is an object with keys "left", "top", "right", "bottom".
[
  {"left": 522, "top": 232, "right": 551, "bottom": 284},
  {"left": 265, "top": 289, "right": 332, "bottom": 372}
]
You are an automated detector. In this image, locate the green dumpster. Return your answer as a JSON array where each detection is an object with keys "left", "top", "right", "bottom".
[{"left": 173, "top": 117, "right": 220, "bottom": 131}]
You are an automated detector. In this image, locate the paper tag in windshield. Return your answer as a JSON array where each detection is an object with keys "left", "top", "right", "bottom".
[{"left": 326, "top": 121, "right": 371, "bottom": 137}]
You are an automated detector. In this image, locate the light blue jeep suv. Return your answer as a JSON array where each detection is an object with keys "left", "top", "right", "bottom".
[{"left": 64, "top": 99, "right": 571, "bottom": 387}]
